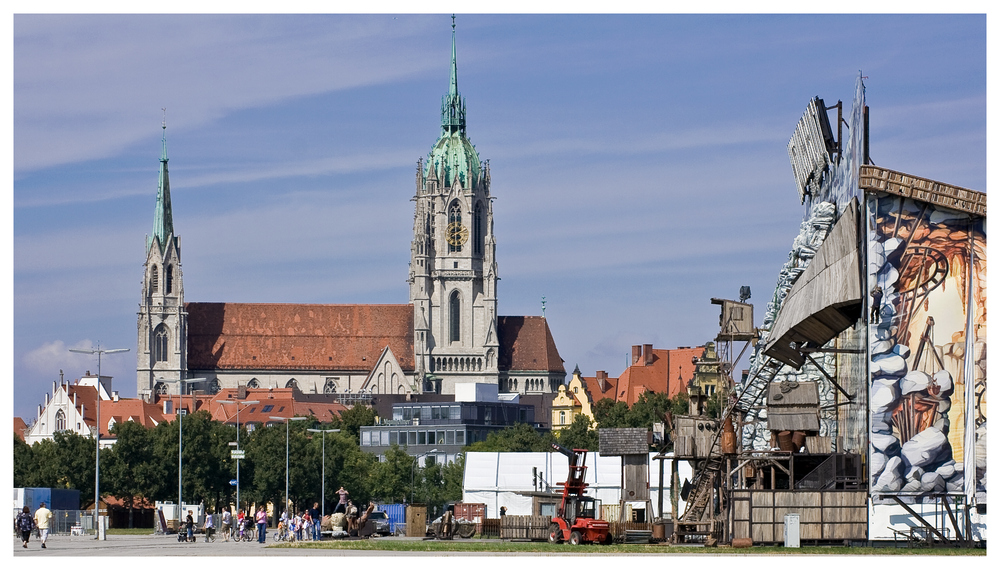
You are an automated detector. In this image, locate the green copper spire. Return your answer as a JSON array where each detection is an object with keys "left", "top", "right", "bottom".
[
  {"left": 148, "top": 114, "right": 174, "bottom": 253},
  {"left": 441, "top": 14, "right": 466, "bottom": 135},
  {"left": 427, "top": 16, "right": 480, "bottom": 188}
]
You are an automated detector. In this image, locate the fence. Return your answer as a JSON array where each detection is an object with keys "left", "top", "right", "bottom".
[
  {"left": 481, "top": 518, "right": 501, "bottom": 539},
  {"left": 41, "top": 510, "right": 91, "bottom": 535},
  {"left": 499, "top": 515, "right": 551, "bottom": 541}
]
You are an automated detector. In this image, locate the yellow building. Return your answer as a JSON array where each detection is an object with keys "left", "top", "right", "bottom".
[{"left": 551, "top": 366, "right": 597, "bottom": 431}]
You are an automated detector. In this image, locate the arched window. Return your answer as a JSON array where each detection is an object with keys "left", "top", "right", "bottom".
[
  {"left": 153, "top": 325, "right": 169, "bottom": 363},
  {"left": 154, "top": 382, "right": 167, "bottom": 395},
  {"left": 286, "top": 378, "right": 298, "bottom": 390},
  {"left": 55, "top": 409, "right": 66, "bottom": 432},
  {"left": 474, "top": 202, "right": 484, "bottom": 256},
  {"left": 324, "top": 380, "right": 337, "bottom": 394},
  {"left": 448, "top": 202, "right": 462, "bottom": 253},
  {"left": 559, "top": 411, "right": 566, "bottom": 425},
  {"left": 150, "top": 265, "right": 159, "bottom": 293},
  {"left": 165, "top": 265, "right": 174, "bottom": 294},
  {"left": 208, "top": 379, "right": 221, "bottom": 394},
  {"left": 449, "top": 290, "right": 461, "bottom": 343},
  {"left": 247, "top": 378, "right": 259, "bottom": 389}
]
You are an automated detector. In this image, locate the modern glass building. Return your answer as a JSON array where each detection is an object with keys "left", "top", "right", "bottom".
[{"left": 360, "top": 400, "right": 537, "bottom": 464}]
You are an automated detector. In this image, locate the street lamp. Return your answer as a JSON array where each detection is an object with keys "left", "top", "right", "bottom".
[
  {"left": 410, "top": 448, "right": 440, "bottom": 505},
  {"left": 270, "top": 416, "right": 308, "bottom": 518},
  {"left": 68, "top": 344, "right": 129, "bottom": 539},
  {"left": 306, "top": 428, "right": 340, "bottom": 520},
  {"left": 218, "top": 399, "right": 259, "bottom": 513},
  {"left": 162, "top": 377, "right": 205, "bottom": 532}
]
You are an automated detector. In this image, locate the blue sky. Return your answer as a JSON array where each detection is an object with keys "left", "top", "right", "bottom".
[{"left": 11, "top": 13, "right": 987, "bottom": 421}]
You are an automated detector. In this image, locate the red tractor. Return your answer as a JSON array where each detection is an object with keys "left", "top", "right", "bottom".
[{"left": 547, "top": 443, "right": 612, "bottom": 545}]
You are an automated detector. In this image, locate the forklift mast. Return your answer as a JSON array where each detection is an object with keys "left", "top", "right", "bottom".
[{"left": 551, "top": 443, "right": 590, "bottom": 496}]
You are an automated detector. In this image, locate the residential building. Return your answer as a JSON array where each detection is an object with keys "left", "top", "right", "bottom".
[{"left": 550, "top": 366, "right": 596, "bottom": 430}]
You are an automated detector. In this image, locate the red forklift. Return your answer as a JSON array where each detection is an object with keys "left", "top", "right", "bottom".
[{"left": 548, "top": 443, "right": 612, "bottom": 545}]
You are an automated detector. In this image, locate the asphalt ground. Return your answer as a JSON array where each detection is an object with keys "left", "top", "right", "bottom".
[{"left": 11, "top": 532, "right": 435, "bottom": 557}]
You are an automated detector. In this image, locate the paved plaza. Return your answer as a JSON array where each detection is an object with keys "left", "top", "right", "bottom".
[{"left": 11, "top": 533, "right": 433, "bottom": 557}]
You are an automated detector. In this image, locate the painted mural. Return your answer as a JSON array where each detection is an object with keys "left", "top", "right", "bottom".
[{"left": 868, "top": 194, "right": 986, "bottom": 502}]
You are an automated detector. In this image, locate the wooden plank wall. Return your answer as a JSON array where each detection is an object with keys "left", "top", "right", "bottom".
[
  {"left": 731, "top": 490, "right": 867, "bottom": 544},
  {"left": 500, "top": 515, "right": 552, "bottom": 541}
]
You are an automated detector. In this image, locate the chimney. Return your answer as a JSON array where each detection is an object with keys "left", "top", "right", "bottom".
[
  {"left": 597, "top": 370, "right": 607, "bottom": 391},
  {"left": 113, "top": 392, "right": 120, "bottom": 402},
  {"left": 631, "top": 345, "right": 642, "bottom": 365},
  {"left": 643, "top": 344, "right": 654, "bottom": 366}
]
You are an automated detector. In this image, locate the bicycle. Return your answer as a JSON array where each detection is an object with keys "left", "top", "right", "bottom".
[{"left": 273, "top": 523, "right": 294, "bottom": 542}]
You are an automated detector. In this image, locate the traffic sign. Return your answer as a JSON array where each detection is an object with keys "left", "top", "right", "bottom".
[
  {"left": 230, "top": 450, "right": 245, "bottom": 459},
  {"left": 229, "top": 479, "right": 238, "bottom": 486}
]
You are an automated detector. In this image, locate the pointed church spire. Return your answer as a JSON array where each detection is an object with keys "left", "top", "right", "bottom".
[
  {"left": 149, "top": 110, "right": 174, "bottom": 253},
  {"left": 441, "top": 14, "right": 466, "bottom": 135}
]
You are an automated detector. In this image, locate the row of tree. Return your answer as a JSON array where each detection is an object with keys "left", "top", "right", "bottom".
[
  {"left": 13, "top": 391, "right": 710, "bottom": 527},
  {"left": 13, "top": 405, "right": 461, "bottom": 527}
]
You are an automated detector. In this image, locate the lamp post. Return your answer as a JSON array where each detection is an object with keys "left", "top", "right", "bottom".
[
  {"left": 162, "top": 378, "right": 205, "bottom": 531},
  {"left": 270, "top": 416, "right": 308, "bottom": 518},
  {"left": 410, "top": 448, "right": 440, "bottom": 505},
  {"left": 306, "top": 428, "right": 340, "bottom": 520},
  {"left": 68, "top": 344, "right": 129, "bottom": 539},
  {"left": 218, "top": 399, "right": 259, "bottom": 513}
]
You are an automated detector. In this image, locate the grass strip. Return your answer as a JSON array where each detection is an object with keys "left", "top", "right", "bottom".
[{"left": 269, "top": 540, "right": 985, "bottom": 555}]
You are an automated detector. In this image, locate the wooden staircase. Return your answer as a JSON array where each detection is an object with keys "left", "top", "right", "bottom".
[{"left": 674, "top": 355, "right": 784, "bottom": 543}]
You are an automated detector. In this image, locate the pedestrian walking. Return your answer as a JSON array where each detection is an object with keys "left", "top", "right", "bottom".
[
  {"left": 34, "top": 501, "right": 52, "bottom": 549},
  {"left": 185, "top": 510, "right": 195, "bottom": 542},
  {"left": 309, "top": 502, "right": 321, "bottom": 541},
  {"left": 334, "top": 486, "right": 349, "bottom": 514},
  {"left": 255, "top": 506, "right": 268, "bottom": 543},
  {"left": 16, "top": 506, "right": 35, "bottom": 548},
  {"left": 220, "top": 509, "right": 232, "bottom": 541},
  {"left": 204, "top": 510, "right": 215, "bottom": 542}
]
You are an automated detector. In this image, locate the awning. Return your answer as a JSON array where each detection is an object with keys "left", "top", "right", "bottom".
[{"left": 763, "top": 198, "right": 863, "bottom": 368}]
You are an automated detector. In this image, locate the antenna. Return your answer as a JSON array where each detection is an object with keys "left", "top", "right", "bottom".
[{"left": 541, "top": 296, "right": 546, "bottom": 317}]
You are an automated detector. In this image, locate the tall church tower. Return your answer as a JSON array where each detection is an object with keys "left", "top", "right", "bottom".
[
  {"left": 410, "top": 19, "right": 499, "bottom": 394},
  {"left": 137, "top": 120, "right": 188, "bottom": 400}
]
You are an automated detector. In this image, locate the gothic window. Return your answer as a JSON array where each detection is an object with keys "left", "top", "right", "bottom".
[
  {"left": 448, "top": 202, "right": 462, "bottom": 253},
  {"left": 286, "top": 379, "right": 298, "bottom": 390},
  {"left": 449, "top": 290, "right": 461, "bottom": 343},
  {"left": 154, "top": 382, "right": 167, "bottom": 395},
  {"left": 151, "top": 265, "right": 159, "bottom": 293},
  {"left": 153, "top": 325, "right": 169, "bottom": 363},
  {"left": 247, "top": 378, "right": 259, "bottom": 389},
  {"left": 165, "top": 265, "right": 174, "bottom": 294},
  {"left": 54, "top": 409, "right": 66, "bottom": 432},
  {"left": 474, "top": 202, "right": 484, "bottom": 256},
  {"left": 208, "top": 379, "right": 221, "bottom": 394},
  {"left": 324, "top": 380, "right": 337, "bottom": 394}
]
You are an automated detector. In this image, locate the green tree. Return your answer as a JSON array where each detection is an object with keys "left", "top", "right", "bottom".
[
  {"left": 705, "top": 393, "right": 722, "bottom": 419},
  {"left": 13, "top": 436, "right": 35, "bottom": 488},
  {"left": 465, "top": 423, "right": 554, "bottom": 453},
  {"left": 336, "top": 405, "right": 377, "bottom": 440},
  {"left": 592, "top": 398, "right": 630, "bottom": 428},
  {"left": 556, "top": 414, "right": 599, "bottom": 451},
  {"left": 368, "top": 444, "right": 413, "bottom": 503},
  {"left": 669, "top": 392, "right": 691, "bottom": 417},
  {"left": 104, "top": 421, "right": 157, "bottom": 528},
  {"left": 627, "top": 391, "right": 673, "bottom": 428}
]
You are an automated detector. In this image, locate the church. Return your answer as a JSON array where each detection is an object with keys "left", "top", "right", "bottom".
[{"left": 136, "top": 24, "right": 566, "bottom": 403}]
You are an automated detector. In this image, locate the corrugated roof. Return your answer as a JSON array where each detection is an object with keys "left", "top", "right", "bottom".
[
  {"left": 186, "top": 303, "right": 415, "bottom": 371},
  {"left": 497, "top": 316, "right": 565, "bottom": 373}
]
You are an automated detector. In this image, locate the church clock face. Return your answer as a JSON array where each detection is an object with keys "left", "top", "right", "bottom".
[{"left": 446, "top": 221, "right": 469, "bottom": 247}]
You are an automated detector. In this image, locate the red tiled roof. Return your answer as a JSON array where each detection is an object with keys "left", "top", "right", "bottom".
[
  {"left": 67, "top": 385, "right": 99, "bottom": 426},
  {"left": 186, "top": 303, "right": 415, "bottom": 372},
  {"left": 204, "top": 388, "right": 348, "bottom": 425},
  {"left": 14, "top": 417, "right": 28, "bottom": 440},
  {"left": 497, "top": 316, "right": 565, "bottom": 373},
  {"left": 103, "top": 399, "right": 167, "bottom": 435},
  {"left": 613, "top": 346, "right": 703, "bottom": 406},
  {"left": 582, "top": 373, "right": 619, "bottom": 403}
]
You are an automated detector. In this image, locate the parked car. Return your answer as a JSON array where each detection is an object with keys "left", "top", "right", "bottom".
[{"left": 368, "top": 511, "right": 392, "bottom": 536}]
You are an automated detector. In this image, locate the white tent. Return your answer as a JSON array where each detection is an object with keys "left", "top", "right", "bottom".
[{"left": 462, "top": 451, "right": 691, "bottom": 519}]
